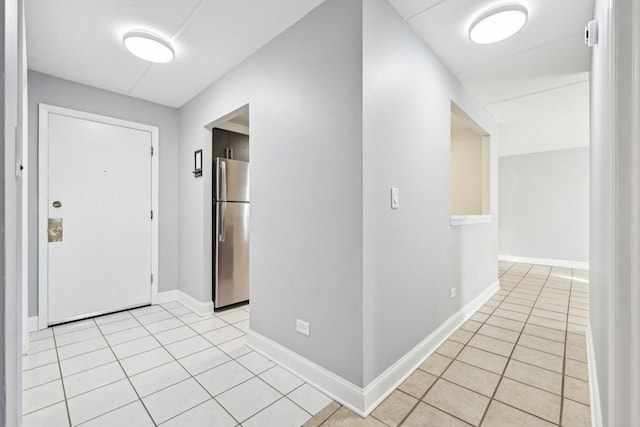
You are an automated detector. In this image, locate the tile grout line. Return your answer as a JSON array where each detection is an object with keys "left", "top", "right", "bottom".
[
  {"left": 395, "top": 263, "right": 533, "bottom": 426},
  {"left": 480, "top": 264, "right": 551, "bottom": 423},
  {"left": 91, "top": 308, "right": 159, "bottom": 426},
  {"left": 341, "top": 265, "right": 520, "bottom": 426},
  {"left": 130, "top": 303, "right": 289, "bottom": 426},
  {"left": 63, "top": 303, "right": 244, "bottom": 425},
  {"left": 477, "top": 263, "right": 556, "bottom": 425},
  {"left": 55, "top": 304, "right": 215, "bottom": 425},
  {"left": 54, "top": 319, "right": 94, "bottom": 426},
  {"left": 127, "top": 304, "right": 242, "bottom": 426},
  {"left": 480, "top": 265, "right": 577, "bottom": 424},
  {"left": 26, "top": 302, "right": 328, "bottom": 426},
  {"left": 152, "top": 303, "right": 316, "bottom": 426},
  {"left": 557, "top": 268, "right": 573, "bottom": 425}
]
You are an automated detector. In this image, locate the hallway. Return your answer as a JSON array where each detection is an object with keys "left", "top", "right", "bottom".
[{"left": 306, "top": 262, "right": 591, "bottom": 426}]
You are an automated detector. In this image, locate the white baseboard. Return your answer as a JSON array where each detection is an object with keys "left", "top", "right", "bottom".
[
  {"left": 586, "top": 324, "right": 603, "bottom": 427},
  {"left": 157, "top": 289, "right": 213, "bottom": 317},
  {"left": 247, "top": 331, "right": 367, "bottom": 416},
  {"left": 499, "top": 255, "right": 589, "bottom": 270},
  {"left": 248, "top": 279, "right": 500, "bottom": 416},
  {"left": 176, "top": 291, "right": 214, "bottom": 316},
  {"left": 157, "top": 290, "right": 178, "bottom": 305},
  {"left": 28, "top": 316, "right": 39, "bottom": 332},
  {"left": 361, "top": 279, "right": 500, "bottom": 415}
]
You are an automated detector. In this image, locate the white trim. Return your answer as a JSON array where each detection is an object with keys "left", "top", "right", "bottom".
[
  {"left": 27, "top": 317, "right": 39, "bottom": 333},
  {"left": 450, "top": 215, "right": 492, "bottom": 226},
  {"left": 37, "top": 104, "right": 160, "bottom": 329},
  {"left": 498, "top": 254, "right": 589, "bottom": 270},
  {"left": 175, "top": 290, "right": 214, "bottom": 317},
  {"left": 157, "top": 290, "right": 178, "bottom": 305},
  {"left": 214, "top": 121, "right": 249, "bottom": 136},
  {"left": 248, "top": 279, "right": 500, "bottom": 416},
  {"left": 361, "top": 279, "right": 500, "bottom": 414},
  {"left": 586, "top": 324, "right": 603, "bottom": 427},
  {"left": 150, "top": 121, "right": 160, "bottom": 305},
  {"left": 20, "top": 48, "right": 29, "bottom": 356},
  {"left": 247, "top": 331, "right": 366, "bottom": 416}
]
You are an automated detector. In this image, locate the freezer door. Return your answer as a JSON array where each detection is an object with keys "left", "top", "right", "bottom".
[
  {"left": 215, "top": 158, "right": 250, "bottom": 202},
  {"left": 215, "top": 201, "right": 250, "bottom": 308}
]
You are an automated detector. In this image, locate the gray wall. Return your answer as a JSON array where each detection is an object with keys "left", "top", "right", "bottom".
[
  {"left": 361, "top": 0, "right": 499, "bottom": 384},
  {"left": 178, "top": 0, "right": 365, "bottom": 386},
  {"left": 178, "top": 0, "right": 499, "bottom": 389},
  {"left": 27, "top": 71, "right": 180, "bottom": 316},
  {"left": 499, "top": 147, "right": 589, "bottom": 263}
]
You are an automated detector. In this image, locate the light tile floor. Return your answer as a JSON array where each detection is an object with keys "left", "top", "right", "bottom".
[
  {"left": 305, "top": 262, "right": 592, "bottom": 426},
  {"left": 22, "top": 303, "right": 332, "bottom": 426},
  {"left": 24, "top": 262, "right": 592, "bottom": 427}
]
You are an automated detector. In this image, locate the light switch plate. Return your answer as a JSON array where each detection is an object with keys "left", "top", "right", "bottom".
[{"left": 391, "top": 187, "right": 399, "bottom": 209}]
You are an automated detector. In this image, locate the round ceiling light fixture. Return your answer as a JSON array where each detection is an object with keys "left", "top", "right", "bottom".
[
  {"left": 469, "top": 4, "right": 528, "bottom": 44},
  {"left": 123, "top": 30, "right": 175, "bottom": 63}
]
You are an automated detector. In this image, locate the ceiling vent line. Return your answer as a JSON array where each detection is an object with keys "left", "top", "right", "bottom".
[
  {"left": 482, "top": 79, "right": 590, "bottom": 107},
  {"left": 405, "top": 0, "right": 449, "bottom": 22},
  {"left": 168, "top": 0, "right": 208, "bottom": 42},
  {"left": 455, "top": 30, "right": 585, "bottom": 76}
]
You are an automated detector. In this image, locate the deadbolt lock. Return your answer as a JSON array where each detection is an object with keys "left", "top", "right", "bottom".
[
  {"left": 53, "top": 201, "right": 62, "bottom": 208},
  {"left": 48, "top": 218, "right": 63, "bottom": 242}
]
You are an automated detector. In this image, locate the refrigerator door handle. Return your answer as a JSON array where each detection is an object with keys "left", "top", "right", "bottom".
[
  {"left": 220, "top": 201, "right": 226, "bottom": 242},
  {"left": 219, "top": 160, "right": 227, "bottom": 242},
  {"left": 220, "top": 160, "right": 227, "bottom": 202}
]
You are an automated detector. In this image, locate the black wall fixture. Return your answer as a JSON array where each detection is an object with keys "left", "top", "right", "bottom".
[{"left": 193, "top": 149, "right": 203, "bottom": 177}]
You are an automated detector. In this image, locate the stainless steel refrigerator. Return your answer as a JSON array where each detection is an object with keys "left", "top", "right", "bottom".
[{"left": 213, "top": 158, "right": 250, "bottom": 308}]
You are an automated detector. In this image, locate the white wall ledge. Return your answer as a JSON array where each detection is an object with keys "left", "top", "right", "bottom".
[{"left": 450, "top": 215, "right": 492, "bottom": 226}]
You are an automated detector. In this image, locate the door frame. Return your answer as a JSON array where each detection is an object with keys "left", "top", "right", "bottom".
[{"left": 37, "top": 104, "right": 159, "bottom": 329}]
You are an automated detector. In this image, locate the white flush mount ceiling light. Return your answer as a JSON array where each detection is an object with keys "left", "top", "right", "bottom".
[
  {"left": 469, "top": 4, "right": 528, "bottom": 44},
  {"left": 123, "top": 30, "right": 174, "bottom": 63}
]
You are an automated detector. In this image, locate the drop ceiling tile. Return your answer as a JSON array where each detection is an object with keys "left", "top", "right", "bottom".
[
  {"left": 458, "top": 33, "right": 590, "bottom": 105},
  {"left": 129, "top": 0, "right": 325, "bottom": 106},
  {"left": 26, "top": 0, "right": 201, "bottom": 96},
  {"left": 407, "top": 0, "right": 593, "bottom": 75},
  {"left": 486, "top": 80, "right": 589, "bottom": 124}
]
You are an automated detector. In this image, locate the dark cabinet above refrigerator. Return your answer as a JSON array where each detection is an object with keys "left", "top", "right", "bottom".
[{"left": 212, "top": 128, "right": 249, "bottom": 162}]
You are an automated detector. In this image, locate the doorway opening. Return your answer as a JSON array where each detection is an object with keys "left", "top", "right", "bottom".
[{"left": 205, "top": 105, "right": 250, "bottom": 311}]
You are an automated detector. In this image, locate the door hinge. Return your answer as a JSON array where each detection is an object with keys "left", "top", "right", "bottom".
[
  {"left": 151, "top": 273, "right": 154, "bottom": 284},
  {"left": 151, "top": 146, "right": 154, "bottom": 156},
  {"left": 151, "top": 210, "right": 153, "bottom": 219}
]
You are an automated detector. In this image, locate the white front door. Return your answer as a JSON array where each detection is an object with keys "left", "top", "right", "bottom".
[{"left": 46, "top": 112, "right": 153, "bottom": 324}]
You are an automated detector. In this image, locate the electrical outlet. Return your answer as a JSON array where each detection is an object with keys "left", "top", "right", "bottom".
[
  {"left": 296, "top": 319, "right": 310, "bottom": 336},
  {"left": 450, "top": 288, "right": 456, "bottom": 298}
]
